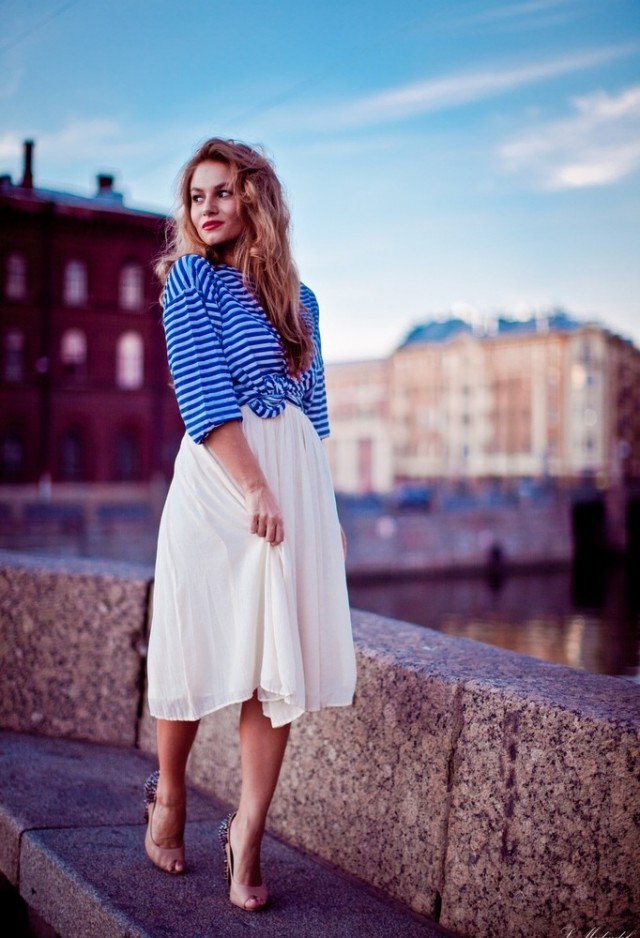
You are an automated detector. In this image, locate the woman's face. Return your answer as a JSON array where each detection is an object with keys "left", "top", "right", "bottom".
[{"left": 189, "top": 160, "right": 244, "bottom": 263}]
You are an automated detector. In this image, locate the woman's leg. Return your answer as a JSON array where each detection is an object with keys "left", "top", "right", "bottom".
[
  {"left": 151, "top": 718, "right": 200, "bottom": 867},
  {"left": 230, "top": 690, "right": 291, "bottom": 889}
]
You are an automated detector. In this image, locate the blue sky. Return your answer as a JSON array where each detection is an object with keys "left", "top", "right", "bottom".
[{"left": 1, "top": 0, "right": 639, "bottom": 361}]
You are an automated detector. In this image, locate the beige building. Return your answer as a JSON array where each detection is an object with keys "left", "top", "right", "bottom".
[
  {"left": 324, "top": 313, "right": 640, "bottom": 492},
  {"left": 322, "top": 358, "right": 393, "bottom": 492}
]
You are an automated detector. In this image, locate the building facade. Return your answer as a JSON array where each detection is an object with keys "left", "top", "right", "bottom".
[
  {"left": 322, "top": 357, "right": 394, "bottom": 493},
  {"left": 0, "top": 140, "right": 184, "bottom": 485},
  {"left": 325, "top": 313, "right": 640, "bottom": 492}
]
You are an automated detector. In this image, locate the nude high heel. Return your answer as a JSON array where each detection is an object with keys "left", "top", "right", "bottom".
[
  {"left": 218, "top": 811, "right": 269, "bottom": 911},
  {"left": 143, "top": 769, "right": 186, "bottom": 874}
]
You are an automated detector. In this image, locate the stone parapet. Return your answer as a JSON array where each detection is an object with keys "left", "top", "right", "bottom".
[
  {"left": 1, "top": 551, "right": 638, "bottom": 937},
  {"left": 0, "top": 550, "right": 150, "bottom": 746}
]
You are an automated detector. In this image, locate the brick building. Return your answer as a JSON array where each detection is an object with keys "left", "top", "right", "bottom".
[{"left": 0, "top": 140, "right": 184, "bottom": 485}]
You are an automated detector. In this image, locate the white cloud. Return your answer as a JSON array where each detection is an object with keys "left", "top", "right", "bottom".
[
  {"left": 491, "top": 0, "right": 573, "bottom": 15},
  {"left": 0, "top": 116, "right": 215, "bottom": 207},
  {"left": 499, "top": 84, "right": 640, "bottom": 189},
  {"left": 265, "top": 43, "right": 639, "bottom": 133},
  {"left": 459, "top": 0, "right": 578, "bottom": 25},
  {"left": 0, "top": 118, "right": 151, "bottom": 168}
]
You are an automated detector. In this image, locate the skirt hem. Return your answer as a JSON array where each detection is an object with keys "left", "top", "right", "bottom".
[{"left": 147, "top": 687, "right": 356, "bottom": 727}]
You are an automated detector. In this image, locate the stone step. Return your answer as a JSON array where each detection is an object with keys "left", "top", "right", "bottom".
[{"left": 0, "top": 730, "right": 460, "bottom": 938}]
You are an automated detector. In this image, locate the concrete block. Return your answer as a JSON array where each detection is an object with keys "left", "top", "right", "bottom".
[
  {"left": 20, "top": 820, "right": 447, "bottom": 938},
  {"left": 0, "top": 551, "right": 153, "bottom": 745},
  {"left": 1, "top": 730, "right": 451, "bottom": 937},
  {"left": 0, "top": 729, "right": 213, "bottom": 884},
  {"left": 440, "top": 682, "right": 640, "bottom": 938}
]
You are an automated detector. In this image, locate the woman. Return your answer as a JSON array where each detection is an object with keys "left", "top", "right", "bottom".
[{"left": 143, "top": 137, "right": 358, "bottom": 912}]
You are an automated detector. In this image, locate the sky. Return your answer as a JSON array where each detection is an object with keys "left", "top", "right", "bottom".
[{"left": 1, "top": 0, "right": 639, "bottom": 362}]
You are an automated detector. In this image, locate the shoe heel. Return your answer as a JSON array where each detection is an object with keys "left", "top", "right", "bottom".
[
  {"left": 218, "top": 812, "right": 233, "bottom": 886},
  {"left": 143, "top": 769, "right": 160, "bottom": 823}
]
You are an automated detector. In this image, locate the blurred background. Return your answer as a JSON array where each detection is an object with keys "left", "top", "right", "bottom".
[{"left": 1, "top": 0, "right": 639, "bottom": 681}]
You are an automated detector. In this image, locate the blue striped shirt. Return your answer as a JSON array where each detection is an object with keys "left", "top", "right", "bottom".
[{"left": 162, "top": 253, "right": 330, "bottom": 445}]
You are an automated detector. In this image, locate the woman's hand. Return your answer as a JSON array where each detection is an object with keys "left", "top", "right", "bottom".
[
  {"left": 339, "top": 523, "right": 347, "bottom": 561},
  {"left": 244, "top": 481, "right": 285, "bottom": 545},
  {"left": 204, "top": 422, "right": 284, "bottom": 546}
]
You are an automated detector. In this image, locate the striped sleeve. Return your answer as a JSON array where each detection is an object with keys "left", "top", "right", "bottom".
[
  {"left": 163, "top": 255, "right": 243, "bottom": 444},
  {"left": 302, "top": 289, "right": 330, "bottom": 440}
]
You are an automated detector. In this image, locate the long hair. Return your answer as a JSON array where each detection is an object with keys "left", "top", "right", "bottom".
[{"left": 154, "top": 137, "right": 315, "bottom": 378}]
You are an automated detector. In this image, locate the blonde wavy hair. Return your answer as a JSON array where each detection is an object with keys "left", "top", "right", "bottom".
[{"left": 154, "top": 137, "right": 315, "bottom": 378}]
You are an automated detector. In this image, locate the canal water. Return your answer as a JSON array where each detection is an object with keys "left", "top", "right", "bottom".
[
  {"left": 347, "top": 560, "right": 640, "bottom": 683},
  {"left": 4, "top": 527, "right": 638, "bottom": 683}
]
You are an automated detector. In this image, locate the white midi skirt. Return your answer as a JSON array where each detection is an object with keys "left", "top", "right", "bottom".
[{"left": 147, "top": 401, "right": 358, "bottom": 728}]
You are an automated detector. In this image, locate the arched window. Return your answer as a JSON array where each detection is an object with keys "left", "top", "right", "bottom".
[
  {"left": 115, "top": 428, "right": 141, "bottom": 480},
  {"left": 3, "top": 329, "right": 25, "bottom": 382},
  {"left": 60, "top": 328, "right": 87, "bottom": 375},
  {"left": 63, "top": 259, "right": 88, "bottom": 306},
  {"left": 0, "top": 429, "right": 25, "bottom": 481},
  {"left": 59, "top": 427, "right": 85, "bottom": 480},
  {"left": 116, "top": 331, "right": 144, "bottom": 389},
  {"left": 119, "top": 262, "right": 144, "bottom": 310},
  {"left": 5, "top": 252, "right": 27, "bottom": 300}
]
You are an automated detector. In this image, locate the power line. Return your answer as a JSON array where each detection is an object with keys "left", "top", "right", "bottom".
[{"left": 0, "top": 0, "right": 83, "bottom": 56}]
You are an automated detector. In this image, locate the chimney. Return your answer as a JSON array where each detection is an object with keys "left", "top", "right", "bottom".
[
  {"left": 20, "top": 139, "right": 34, "bottom": 189},
  {"left": 96, "top": 173, "right": 114, "bottom": 195},
  {"left": 95, "top": 172, "right": 124, "bottom": 205}
]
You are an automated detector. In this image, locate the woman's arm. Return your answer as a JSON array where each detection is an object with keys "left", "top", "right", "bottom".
[
  {"left": 205, "top": 421, "right": 346, "bottom": 560},
  {"left": 204, "top": 420, "right": 285, "bottom": 547}
]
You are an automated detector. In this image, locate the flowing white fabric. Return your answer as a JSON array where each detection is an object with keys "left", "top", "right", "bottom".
[{"left": 147, "top": 402, "right": 357, "bottom": 728}]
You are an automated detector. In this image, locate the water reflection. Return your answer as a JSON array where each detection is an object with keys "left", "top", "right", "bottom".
[{"left": 347, "top": 560, "right": 640, "bottom": 682}]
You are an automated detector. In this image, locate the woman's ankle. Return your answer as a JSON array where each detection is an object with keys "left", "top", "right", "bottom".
[
  {"left": 156, "top": 780, "right": 187, "bottom": 805},
  {"left": 233, "top": 809, "right": 265, "bottom": 838}
]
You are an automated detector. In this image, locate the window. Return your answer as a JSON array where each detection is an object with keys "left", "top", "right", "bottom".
[
  {"left": 5, "top": 252, "right": 27, "bottom": 300},
  {"left": 119, "top": 262, "right": 144, "bottom": 310},
  {"left": 115, "top": 429, "right": 141, "bottom": 480},
  {"left": 59, "top": 427, "right": 85, "bottom": 480},
  {"left": 63, "top": 260, "right": 88, "bottom": 306},
  {"left": 1, "top": 429, "right": 25, "bottom": 481},
  {"left": 3, "top": 329, "right": 25, "bottom": 382},
  {"left": 116, "top": 331, "right": 144, "bottom": 389},
  {"left": 60, "top": 329, "right": 87, "bottom": 374}
]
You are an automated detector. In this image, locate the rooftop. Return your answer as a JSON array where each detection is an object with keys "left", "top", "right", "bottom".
[
  {"left": 398, "top": 308, "right": 602, "bottom": 350},
  {"left": 0, "top": 138, "right": 164, "bottom": 219}
]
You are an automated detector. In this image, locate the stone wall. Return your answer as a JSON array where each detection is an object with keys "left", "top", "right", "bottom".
[
  {"left": 1, "top": 550, "right": 638, "bottom": 937},
  {"left": 0, "top": 550, "right": 150, "bottom": 745},
  {"left": 341, "top": 499, "right": 573, "bottom": 575}
]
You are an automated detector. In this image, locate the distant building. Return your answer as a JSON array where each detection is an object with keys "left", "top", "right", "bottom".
[
  {"left": 322, "top": 357, "right": 393, "bottom": 493},
  {"left": 0, "top": 139, "right": 183, "bottom": 485},
  {"left": 325, "top": 312, "right": 640, "bottom": 492}
]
